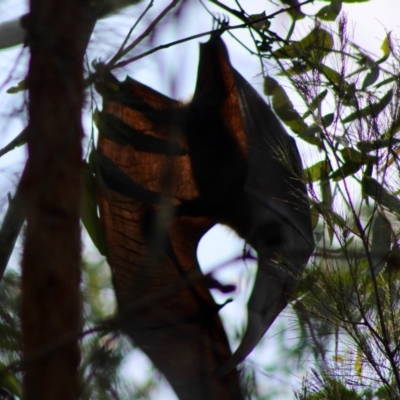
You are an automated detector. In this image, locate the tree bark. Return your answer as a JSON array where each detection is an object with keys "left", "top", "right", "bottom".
[{"left": 20, "top": 0, "right": 88, "bottom": 398}]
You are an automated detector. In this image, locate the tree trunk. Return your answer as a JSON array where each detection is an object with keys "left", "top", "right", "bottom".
[{"left": 20, "top": 0, "right": 88, "bottom": 398}]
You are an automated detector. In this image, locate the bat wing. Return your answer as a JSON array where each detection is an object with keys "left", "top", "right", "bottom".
[
  {"left": 188, "top": 36, "right": 314, "bottom": 374},
  {"left": 95, "top": 74, "right": 243, "bottom": 399},
  {"left": 220, "top": 64, "right": 315, "bottom": 373}
]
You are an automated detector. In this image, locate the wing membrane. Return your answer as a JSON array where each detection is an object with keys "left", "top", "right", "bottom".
[{"left": 95, "top": 73, "right": 242, "bottom": 399}]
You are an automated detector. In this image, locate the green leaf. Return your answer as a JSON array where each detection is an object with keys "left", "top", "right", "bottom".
[
  {"left": 316, "top": 0, "right": 342, "bottom": 21},
  {"left": 322, "top": 65, "right": 342, "bottom": 85},
  {"left": 354, "top": 346, "right": 363, "bottom": 378},
  {"left": 340, "top": 146, "right": 378, "bottom": 165},
  {"left": 361, "top": 65, "right": 380, "bottom": 89},
  {"left": 0, "top": 322, "right": 20, "bottom": 351},
  {"left": 330, "top": 160, "right": 362, "bottom": 181},
  {"left": 262, "top": 75, "right": 277, "bottom": 96},
  {"left": 342, "top": 89, "right": 393, "bottom": 123},
  {"left": 280, "top": 61, "right": 311, "bottom": 77},
  {"left": 323, "top": 208, "right": 347, "bottom": 228},
  {"left": 311, "top": 206, "right": 320, "bottom": 229},
  {"left": 374, "top": 386, "right": 393, "bottom": 400},
  {"left": 320, "top": 160, "right": 332, "bottom": 209},
  {"left": 0, "top": 361, "right": 20, "bottom": 396},
  {"left": 357, "top": 138, "right": 400, "bottom": 152},
  {"left": 304, "top": 160, "right": 326, "bottom": 182},
  {"left": 370, "top": 211, "right": 391, "bottom": 274},
  {"left": 6, "top": 80, "right": 26, "bottom": 94},
  {"left": 373, "top": 74, "right": 397, "bottom": 89},
  {"left": 248, "top": 12, "right": 271, "bottom": 31},
  {"left": 382, "top": 111, "right": 400, "bottom": 138},
  {"left": 81, "top": 161, "right": 108, "bottom": 256},
  {"left": 299, "top": 113, "right": 333, "bottom": 142},
  {"left": 378, "top": 32, "right": 391, "bottom": 63},
  {"left": 340, "top": 147, "right": 363, "bottom": 163},
  {"left": 300, "top": 136, "right": 322, "bottom": 146},
  {"left": 367, "top": 87, "right": 393, "bottom": 116},
  {"left": 280, "top": 0, "right": 305, "bottom": 20},
  {"left": 300, "top": 124, "right": 321, "bottom": 138},
  {"left": 362, "top": 176, "right": 400, "bottom": 216},
  {"left": 264, "top": 76, "right": 307, "bottom": 133},
  {"left": 321, "top": 112, "right": 334, "bottom": 127},
  {"left": 272, "top": 27, "right": 333, "bottom": 64},
  {"left": 336, "top": 82, "right": 357, "bottom": 106},
  {"left": 303, "top": 89, "right": 328, "bottom": 118}
]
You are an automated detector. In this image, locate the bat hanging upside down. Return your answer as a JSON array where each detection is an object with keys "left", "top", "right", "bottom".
[{"left": 94, "top": 34, "right": 314, "bottom": 399}]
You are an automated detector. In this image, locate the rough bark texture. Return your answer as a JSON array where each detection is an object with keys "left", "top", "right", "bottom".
[{"left": 20, "top": 0, "right": 88, "bottom": 398}]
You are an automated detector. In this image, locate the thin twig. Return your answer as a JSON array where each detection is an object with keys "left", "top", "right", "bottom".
[
  {"left": 109, "top": 0, "right": 314, "bottom": 70},
  {"left": 0, "top": 165, "right": 26, "bottom": 281},
  {"left": 0, "top": 127, "right": 27, "bottom": 159},
  {"left": 107, "top": 0, "right": 180, "bottom": 68},
  {"left": 108, "top": 0, "right": 154, "bottom": 66}
]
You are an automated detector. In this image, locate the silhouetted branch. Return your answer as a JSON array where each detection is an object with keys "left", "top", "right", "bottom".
[{"left": 0, "top": 169, "right": 26, "bottom": 281}]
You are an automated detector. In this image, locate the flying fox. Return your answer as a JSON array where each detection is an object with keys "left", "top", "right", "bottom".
[{"left": 94, "top": 34, "right": 314, "bottom": 399}]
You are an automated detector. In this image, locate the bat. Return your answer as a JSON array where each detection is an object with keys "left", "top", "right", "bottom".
[
  {"left": 94, "top": 66, "right": 243, "bottom": 399},
  {"left": 94, "top": 34, "right": 314, "bottom": 399}
]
